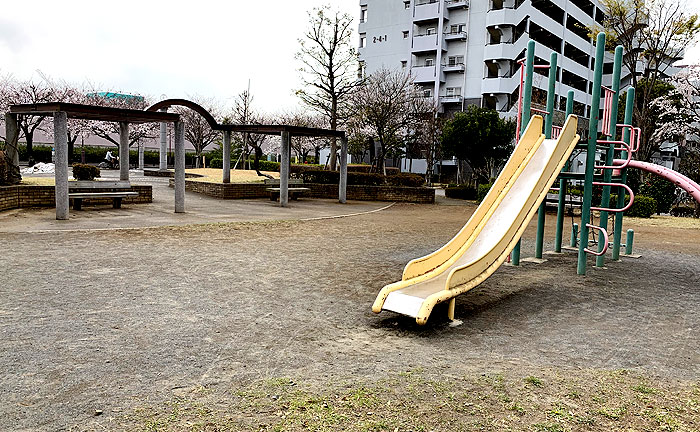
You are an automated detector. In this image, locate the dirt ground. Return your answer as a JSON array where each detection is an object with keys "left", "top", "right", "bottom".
[{"left": 1, "top": 201, "right": 698, "bottom": 431}]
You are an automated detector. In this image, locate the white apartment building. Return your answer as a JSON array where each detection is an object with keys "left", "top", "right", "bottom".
[{"left": 358, "top": 0, "right": 618, "bottom": 121}]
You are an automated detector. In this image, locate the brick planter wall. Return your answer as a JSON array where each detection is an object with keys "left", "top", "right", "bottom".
[
  {"left": 169, "top": 179, "right": 434, "bottom": 204},
  {"left": 0, "top": 184, "right": 152, "bottom": 212}
]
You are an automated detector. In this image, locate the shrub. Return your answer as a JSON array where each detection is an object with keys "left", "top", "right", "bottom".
[
  {"left": 445, "top": 185, "right": 477, "bottom": 200},
  {"left": 639, "top": 176, "right": 676, "bottom": 214},
  {"left": 347, "top": 164, "right": 371, "bottom": 173},
  {"left": 386, "top": 172, "right": 424, "bottom": 187},
  {"left": 72, "top": 163, "right": 101, "bottom": 181},
  {"left": 300, "top": 170, "right": 385, "bottom": 186},
  {"left": 300, "top": 170, "right": 339, "bottom": 184},
  {"left": 627, "top": 195, "right": 657, "bottom": 218},
  {"left": 290, "top": 164, "right": 322, "bottom": 177},
  {"left": 477, "top": 183, "right": 493, "bottom": 202},
  {"left": 608, "top": 193, "right": 656, "bottom": 218},
  {"left": 670, "top": 206, "right": 697, "bottom": 218}
]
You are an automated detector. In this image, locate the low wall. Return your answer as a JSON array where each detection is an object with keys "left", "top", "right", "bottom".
[
  {"left": 169, "top": 179, "right": 434, "bottom": 204},
  {"left": 0, "top": 184, "right": 152, "bottom": 212}
]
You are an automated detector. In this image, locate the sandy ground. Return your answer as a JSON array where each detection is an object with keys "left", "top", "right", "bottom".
[{"left": 0, "top": 191, "right": 698, "bottom": 430}]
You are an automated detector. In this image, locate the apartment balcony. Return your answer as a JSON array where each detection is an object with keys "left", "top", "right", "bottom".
[
  {"left": 444, "top": 30, "right": 467, "bottom": 41},
  {"left": 481, "top": 73, "right": 520, "bottom": 95},
  {"left": 440, "top": 95, "right": 464, "bottom": 104},
  {"left": 411, "top": 65, "right": 445, "bottom": 83},
  {"left": 414, "top": 0, "right": 445, "bottom": 23},
  {"left": 412, "top": 34, "right": 447, "bottom": 53},
  {"left": 446, "top": 0, "right": 469, "bottom": 9},
  {"left": 442, "top": 63, "right": 465, "bottom": 73}
]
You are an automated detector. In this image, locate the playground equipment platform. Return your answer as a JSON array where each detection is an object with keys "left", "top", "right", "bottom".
[{"left": 372, "top": 115, "right": 580, "bottom": 325}]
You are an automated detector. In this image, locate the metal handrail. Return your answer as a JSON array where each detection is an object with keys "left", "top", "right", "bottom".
[
  {"left": 584, "top": 224, "right": 609, "bottom": 256},
  {"left": 590, "top": 182, "right": 635, "bottom": 212},
  {"left": 616, "top": 124, "right": 641, "bottom": 152},
  {"left": 595, "top": 140, "right": 633, "bottom": 169}
]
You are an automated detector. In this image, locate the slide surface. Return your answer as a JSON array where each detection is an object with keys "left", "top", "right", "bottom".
[{"left": 372, "top": 115, "right": 580, "bottom": 325}]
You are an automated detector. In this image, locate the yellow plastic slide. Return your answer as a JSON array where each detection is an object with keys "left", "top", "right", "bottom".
[{"left": 372, "top": 114, "right": 580, "bottom": 325}]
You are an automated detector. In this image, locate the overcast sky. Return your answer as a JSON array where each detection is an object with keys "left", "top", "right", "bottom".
[
  {"left": 0, "top": 0, "right": 359, "bottom": 113},
  {"left": 1, "top": 0, "right": 699, "bottom": 115}
]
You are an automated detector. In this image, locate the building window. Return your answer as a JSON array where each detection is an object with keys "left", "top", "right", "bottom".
[
  {"left": 360, "top": 6, "right": 367, "bottom": 23},
  {"left": 423, "top": 88, "right": 433, "bottom": 98},
  {"left": 359, "top": 33, "right": 366, "bottom": 48},
  {"left": 425, "top": 58, "right": 434, "bottom": 67},
  {"left": 446, "top": 87, "right": 462, "bottom": 96},
  {"left": 404, "top": 1, "right": 410, "bottom": 9},
  {"left": 401, "top": 61, "right": 408, "bottom": 69},
  {"left": 427, "top": 27, "right": 436, "bottom": 35},
  {"left": 447, "top": 55, "right": 464, "bottom": 66},
  {"left": 403, "top": 31, "right": 409, "bottom": 39},
  {"left": 358, "top": 61, "right": 366, "bottom": 78}
]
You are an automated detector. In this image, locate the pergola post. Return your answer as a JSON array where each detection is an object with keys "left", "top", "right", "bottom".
[
  {"left": 138, "top": 140, "right": 144, "bottom": 170},
  {"left": 223, "top": 130, "right": 231, "bottom": 184},
  {"left": 174, "top": 120, "right": 186, "bottom": 213},
  {"left": 280, "top": 131, "right": 290, "bottom": 207},
  {"left": 54, "top": 112, "right": 69, "bottom": 220},
  {"left": 339, "top": 135, "right": 348, "bottom": 204},
  {"left": 159, "top": 108, "right": 168, "bottom": 171},
  {"left": 4, "top": 113, "right": 21, "bottom": 184},
  {"left": 119, "top": 122, "right": 129, "bottom": 181}
]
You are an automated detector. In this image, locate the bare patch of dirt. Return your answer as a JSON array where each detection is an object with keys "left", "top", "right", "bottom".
[{"left": 1, "top": 202, "right": 698, "bottom": 431}]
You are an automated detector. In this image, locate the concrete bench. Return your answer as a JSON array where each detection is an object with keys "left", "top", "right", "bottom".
[
  {"left": 69, "top": 181, "right": 138, "bottom": 210},
  {"left": 266, "top": 187, "right": 310, "bottom": 201}
]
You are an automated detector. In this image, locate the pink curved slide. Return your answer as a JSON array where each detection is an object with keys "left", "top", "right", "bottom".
[{"left": 615, "top": 159, "right": 700, "bottom": 204}]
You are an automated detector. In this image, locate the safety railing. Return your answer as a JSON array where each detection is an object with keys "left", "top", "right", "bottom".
[
  {"left": 584, "top": 224, "right": 609, "bottom": 256},
  {"left": 590, "top": 182, "right": 635, "bottom": 212}
]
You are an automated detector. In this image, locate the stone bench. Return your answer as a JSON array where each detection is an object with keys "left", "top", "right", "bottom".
[
  {"left": 69, "top": 181, "right": 138, "bottom": 210},
  {"left": 266, "top": 187, "right": 310, "bottom": 201}
]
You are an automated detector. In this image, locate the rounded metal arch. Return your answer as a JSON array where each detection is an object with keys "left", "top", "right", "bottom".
[{"left": 147, "top": 99, "right": 220, "bottom": 130}]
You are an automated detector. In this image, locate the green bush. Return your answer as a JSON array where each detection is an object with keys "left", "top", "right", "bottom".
[
  {"left": 300, "top": 170, "right": 386, "bottom": 186},
  {"left": 477, "top": 183, "right": 493, "bottom": 202},
  {"left": 608, "top": 193, "right": 656, "bottom": 218},
  {"left": 639, "top": 176, "right": 676, "bottom": 214},
  {"left": 72, "top": 163, "right": 101, "bottom": 181},
  {"left": 445, "top": 185, "right": 477, "bottom": 200},
  {"left": 386, "top": 172, "right": 424, "bottom": 187},
  {"left": 290, "top": 164, "right": 322, "bottom": 177}
]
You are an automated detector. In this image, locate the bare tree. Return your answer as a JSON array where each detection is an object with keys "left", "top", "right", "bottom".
[
  {"left": 408, "top": 103, "right": 443, "bottom": 186},
  {"left": 592, "top": 0, "right": 700, "bottom": 161},
  {"left": 230, "top": 90, "right": 272, "bottom": 177},
  {"left": 88, "top": 92, "right": 158, "bottom": 152},
  {"left": 0, "top": 76, "right": 56, "bottom": 162},
  {"left": 278, "top": 110, "right": 327, "bottom": 163},
  {"left": 295, "top": 5, "right": 358, "bottom": 170},
  {"left": 174, "top": 96, "right": 221, "bottom": 168},
  {"left": 350, "top": 68, "right": 432, "bottom": 174}
]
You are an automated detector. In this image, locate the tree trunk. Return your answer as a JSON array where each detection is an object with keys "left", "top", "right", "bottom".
[
  {"left": 25, "top": 133, "right": 34, "bottom": 164},
  {"left": 254, "top": 146, "right": 273, "bottom": 179}
]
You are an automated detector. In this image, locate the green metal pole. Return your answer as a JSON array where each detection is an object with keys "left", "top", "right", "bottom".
[
  {"left": 535, "top": 51, "right": 558, "bottom": 259},
  {"left": 512, "top": 40, "right": 536, "bottom": 266},
  {"left": 577, "top": 32, "right": 606, "bottom": 275},
  {"left": 555, "top": 90, "right": 575, "bottom": 252},
  {"left": 570, "top": 223, "right": 579, "bottom": 247},
  {"left": 612, "top": 87, "right": 636, "bottom": 260},
  {"left": 596, "top": 46, "right": 624, "bottom": 267},
  {"left": 625, "top": 229, "right": 634, "bottom": 255}
]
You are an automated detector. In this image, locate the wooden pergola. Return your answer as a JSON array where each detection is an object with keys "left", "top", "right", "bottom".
[
  {"left": 8, "top": 102, "right": 182, "bottom": 220},
  {"left": 8, "top": 101, "right": 349, "bottom": 220},
  {"left": 147, "top": 99, "right": 348, "bottom": 208}
]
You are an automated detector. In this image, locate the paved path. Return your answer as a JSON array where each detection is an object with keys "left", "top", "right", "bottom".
[{"left": 1, "top": 170, "right": 393, "bottom": 232}]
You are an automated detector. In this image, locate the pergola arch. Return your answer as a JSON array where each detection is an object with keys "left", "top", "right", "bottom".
[{"left": 147, "top": 99, "right": 219, "bottom": 130}]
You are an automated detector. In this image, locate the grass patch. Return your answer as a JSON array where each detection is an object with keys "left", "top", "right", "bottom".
[
  {"left": 185, "top": 168, "right": 279, "bottom": 183},
  {"left": 525, "top": 376, "right": 544, "bottom": 387},
  {"left": 116, "top": 370, "right": 698, "bottom": 432}
]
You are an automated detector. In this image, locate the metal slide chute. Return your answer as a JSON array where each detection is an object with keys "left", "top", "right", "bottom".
[{"left": 373, "top": 115, "right": 581, "bottom": 325}]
